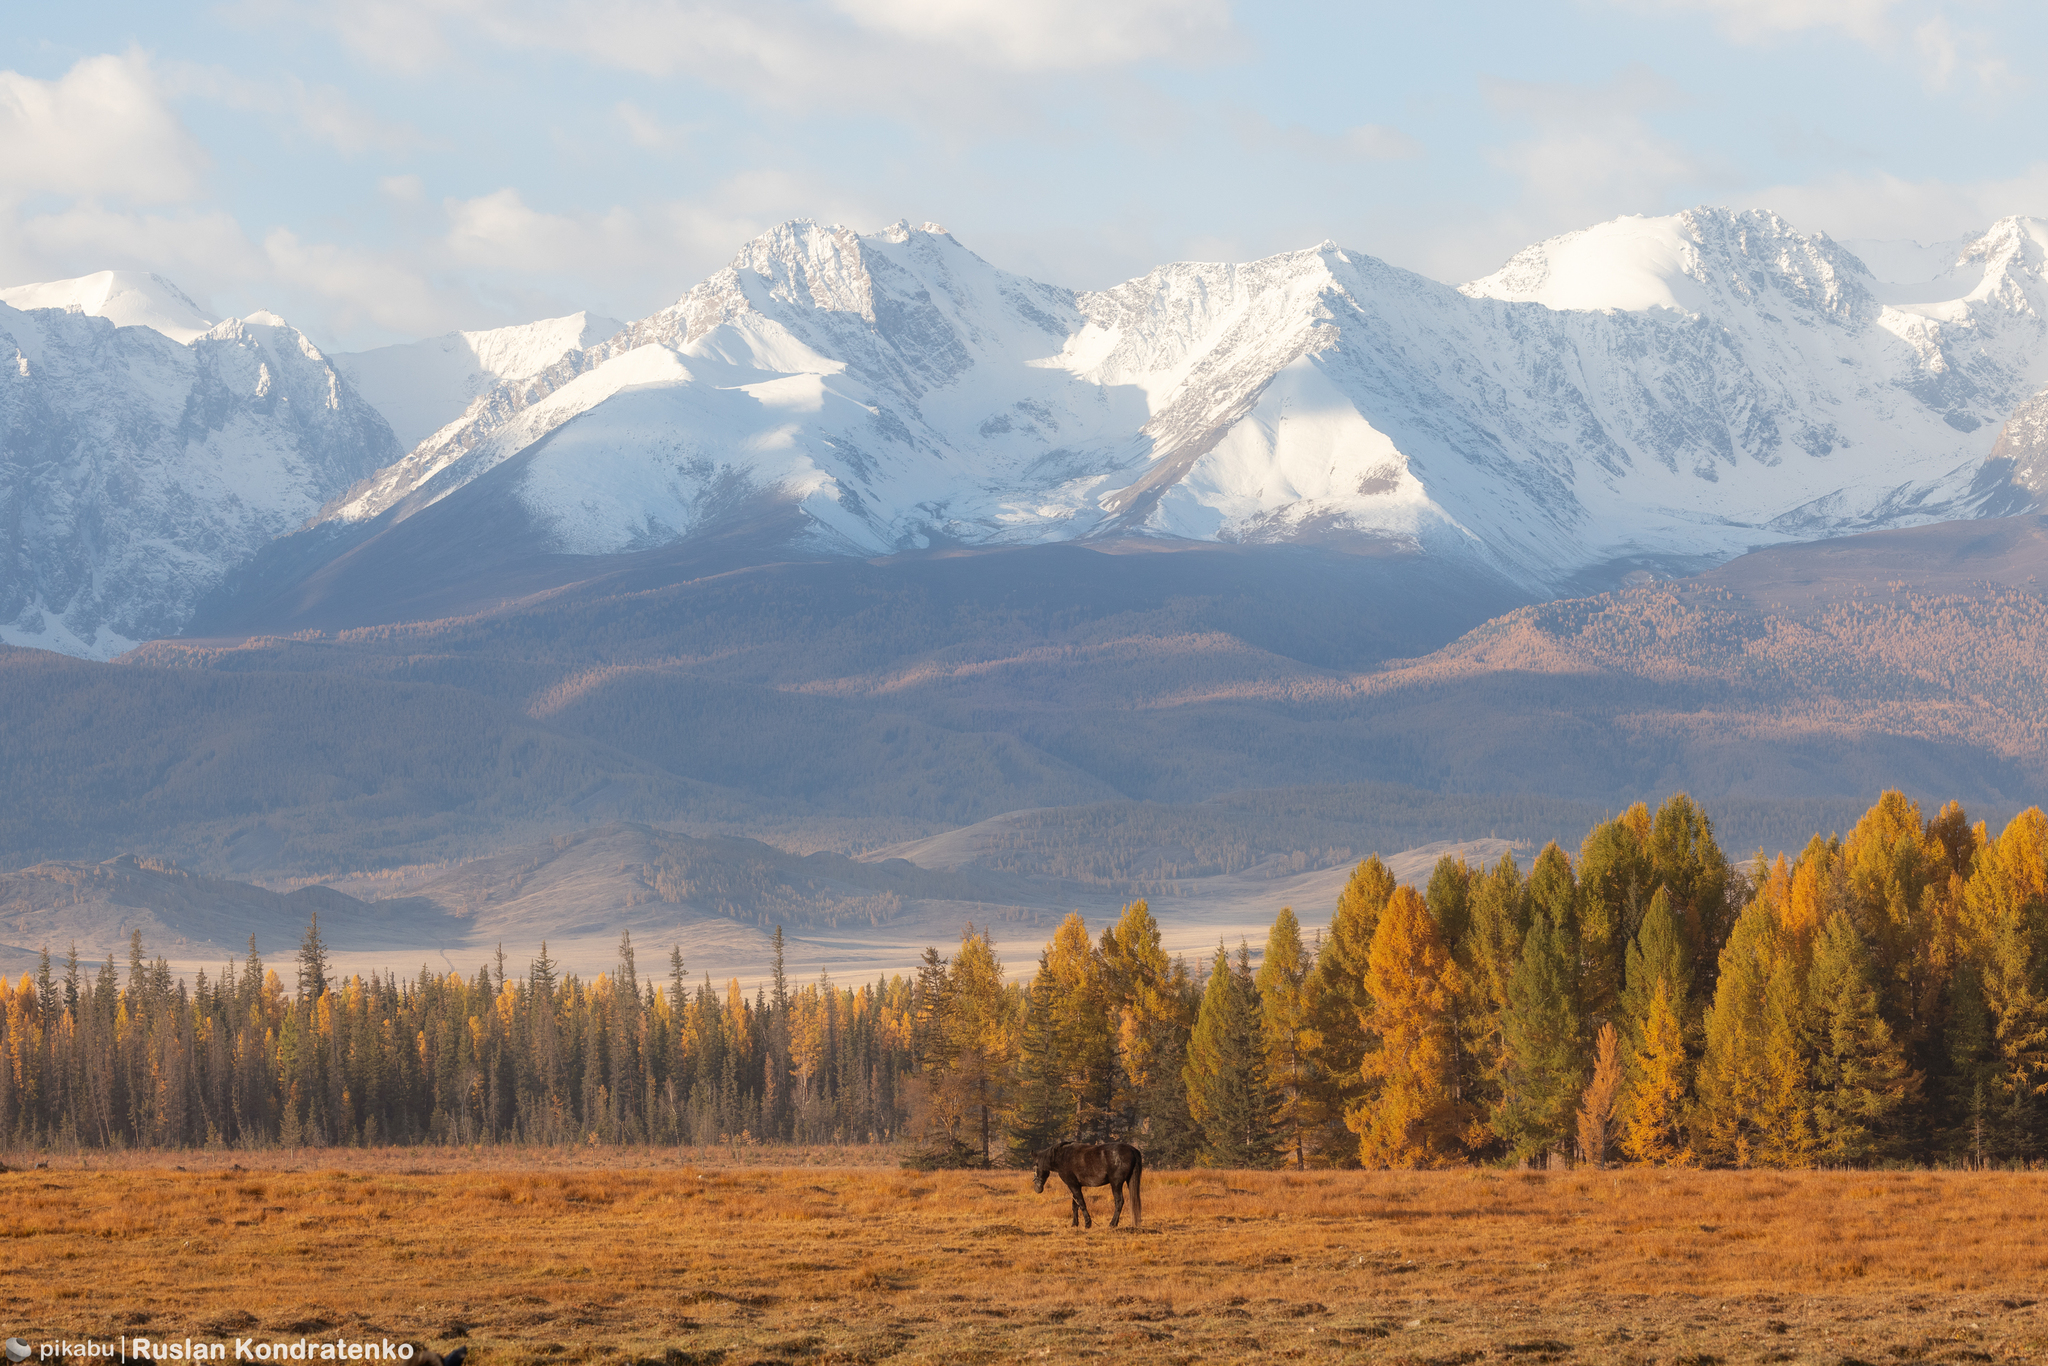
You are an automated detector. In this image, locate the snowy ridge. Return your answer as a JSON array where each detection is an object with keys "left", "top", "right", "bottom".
[
  {"left": 5, "top": 205, "right": 2047, "bottom": 661},
  {"left": 323, "top": 208, "right": 2048, "bottom": 589},
  {"left": 0, "top": 301, "right": 397, "bottom": 655},
  {"left": 332, "top": 311, "right": 623, "bottom": 451},
  {"left": 0, "top": 271, "right": 218, "bottom": 344}
]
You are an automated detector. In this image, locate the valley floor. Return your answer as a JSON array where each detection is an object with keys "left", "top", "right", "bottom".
[{"left": 4, "top": 1155, "right": 2044, "bottom": 1364}]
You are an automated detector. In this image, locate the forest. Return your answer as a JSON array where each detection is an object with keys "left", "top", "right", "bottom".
[{"left": 1, "top": 788, "right": 2044, "bottom": 1168}]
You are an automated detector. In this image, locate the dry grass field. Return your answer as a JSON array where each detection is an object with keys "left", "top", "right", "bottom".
[{"left": 5, "top": 1151, "right": 2047, "bottom": 1365}]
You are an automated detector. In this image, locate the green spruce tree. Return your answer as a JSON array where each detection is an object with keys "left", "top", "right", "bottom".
[{"left": 1185, "top": 942, "right": 1277, "bottom": 1167}]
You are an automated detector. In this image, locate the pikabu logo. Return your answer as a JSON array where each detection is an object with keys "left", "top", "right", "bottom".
[{"left": 7, "top": 1340, "right": 31, "bottom": 1363}]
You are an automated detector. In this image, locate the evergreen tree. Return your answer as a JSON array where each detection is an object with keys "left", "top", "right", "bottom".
[
  {"left": 1806, "top": 909, "right": 1914, "bottom": 1164},
  {"left": 1490, "top": 905, "right": 1586, "bottom": 1163},
  {"left": 1354, "top": 886, "right": 1468, "bottom": 1167},
  {"left": 1579, "top": 813, "right": 1653, "bottom": 1021},
  {"left": 938, "top": 928, "right": 1018, "bottom": 1165},
  {"left": 1255, "top": 906, "right": 1317, "bottom": 1169},
  {"left": 1468, "top": 853, "right": 1531, "bottom": 1015},
  {"left": 1008, "top": 913, "right": 1113, "bottom": 1157},
  {"left": 1185, "top": 943, "right": 1277, "bottom": 1167},
  {"left": 1098, "top": 900, "right": 1199, "bottom": 1162},
  {"left": 1423, "top": 856, "right": 1473, "bottom": 948},
  {"left": 1695, "top": 900, "right": 1789, "bottom": 1165},
  {"left": 1941, "top": 964, "right": 1997, "bottom": 1164},
  {"left": 296, "top": 913, "right": 329, "bottom": 1002},
  {"left": 1619, "top": 887, "right": 1691, "bottom": 1052},
  {"left": 1649, "top": 794, "right": 1732, "bottom": 986}
]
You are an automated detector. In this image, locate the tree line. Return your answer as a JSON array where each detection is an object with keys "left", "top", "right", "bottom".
[{"left": 2, "top": 789, "right": 2045, "bottom": 1166}]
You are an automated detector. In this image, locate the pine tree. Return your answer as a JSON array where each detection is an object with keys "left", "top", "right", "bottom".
[
  {"left": 1649, "top": 794, "right": 1732, "bottom": 984},
  {"left": 1750, "top": 937, "right": 1816, "bottom": 1168},
  {"left": 1490, "top": 905, "right": 1586, "bottom": 1164},
  {"left": 1619, "top": 887, "right": 1691, "bottom": 1052},
  {"left": 1255, "top": 906, "right": 1316, "bottom": 1169},
  {"left": 1185, "top": 943, "right": 1277, "bottom": 1167},
  {"left": 939, "top": 927, "right": 1018, "bottom": 1165},
  {"left": 1806, "top": 909, "right": 1914, "bottom": 1164},
  {"left": 296, "top": 913, "right": 329, "bottom": 1003},
  {"left": 1941, "top": 964, "right": 1997, "bottom": 1163},
  {"left": 1423, "top": 856, "right": 1472, "bottom": 948},
  {"left": 1009, "top": 913, "right": 1114, "bottom": 1158},
  {"left": 1695, "top": 900, "right": 1786, "bottom": 1165},
  {"left": 1354, "top": 886, "right": 1468, "bottom": 1167},
  {"left": 1580, "top": 816, "right": 1652, "bottom": 1021},
  {"left": 1468, "top": 853, "right": 1531, "bottom": 1014},
  {"left": 1098, "top": 900, "right": 1200, "bottom": 1162}
]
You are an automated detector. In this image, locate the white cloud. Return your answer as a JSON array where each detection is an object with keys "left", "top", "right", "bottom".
[
  {"left": 0, "top": 51, "right": 208, "bottom": 206},
  {"left": 614, "top": 101, "right": 695, "bottom": 150},
  {"left": 1911, "top": 15, "right": 2015, "bottom": 94},
  {"left": 1736, "top": 164, "right": 2048, "bottom": 246},
  {"left": 249, "top": 0, "right": 1239, "bottom": 121},
  {"left": 1477, "top": 65, "right": 1717, "bottom": 238},
  {"left": 1619, "top": 0, "right": 1902, "bottom": 43},
  {"left": 1616, "top": 0, "right": 2020, "bottom": 93},
  {"left": 831, "top": 0, "right": 1234, "bottom": 69},
  {"left": 163, "top": 63, "right": 420, "bottom": 156},
  {"left": 1228, "top": 109, "right": 1422, "bottom": 164},
  {"left": 262, "top": 228, "right": 472, "bottom": 337}
]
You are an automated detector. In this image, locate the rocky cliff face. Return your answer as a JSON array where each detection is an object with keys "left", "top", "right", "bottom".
[{"left": 0, "top": 303, "right": 397, "bottom": 655}]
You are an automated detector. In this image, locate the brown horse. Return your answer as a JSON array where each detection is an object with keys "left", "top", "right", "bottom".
[{"left": 1032, "top": 1141, "right": 1143, "bottom": 1229}]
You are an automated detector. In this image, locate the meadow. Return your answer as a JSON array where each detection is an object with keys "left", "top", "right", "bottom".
[{"left": 4, "top": 1151, "right": 2045, "bottom": 1365}]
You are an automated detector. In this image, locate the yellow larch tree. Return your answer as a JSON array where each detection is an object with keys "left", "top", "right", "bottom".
[{"left": 1354, "top": 885, "right": 1469, "bottom": 1168}]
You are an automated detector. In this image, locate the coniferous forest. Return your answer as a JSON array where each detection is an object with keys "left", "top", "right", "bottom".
[{"left": 4, "top": 789, "right": 2046, "bottom": 1169}]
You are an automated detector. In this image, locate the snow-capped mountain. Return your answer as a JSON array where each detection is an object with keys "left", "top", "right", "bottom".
[
  {"left": 0, "top": 299, "right": 397, "bottom": 656},
  {"left": 318, "top": 209, "right": 2047, "bottom": 590},
  {"left": 332, "top": 311, "right": 623, "bottom": 450},
  {"left": 6, "top": 208, "right": 2046, "bottom": 661},
  {"left": 0, "top": 270, "right": 218, "bottom": 344}
]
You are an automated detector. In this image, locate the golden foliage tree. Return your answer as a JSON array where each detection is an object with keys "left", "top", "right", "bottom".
[
  {"left": 1576, "top": 1022, "right": 1622, "bottom": 1167},
  {"left": 1620, "top": 977, "right": 1690, "bottom": 1164},
  {"left": 1354, "top": 886, "right": 1469, "bottom": 1168},
  {"left": 1308, "top": 855, "right": 1396, "bottom": 1160}
]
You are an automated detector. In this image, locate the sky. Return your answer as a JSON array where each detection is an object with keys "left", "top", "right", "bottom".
[{"left": 4, "top": 0, "right": 2046, "bottom": 352}]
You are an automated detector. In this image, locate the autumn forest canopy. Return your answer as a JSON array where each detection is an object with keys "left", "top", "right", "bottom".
[{"left": 3, "top": 790, "right": 2046, "bottom": 1170}]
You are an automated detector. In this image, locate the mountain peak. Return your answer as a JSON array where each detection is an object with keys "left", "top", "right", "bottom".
[{"left": 0, "top": 269, "right": 217, "bottom": 343}]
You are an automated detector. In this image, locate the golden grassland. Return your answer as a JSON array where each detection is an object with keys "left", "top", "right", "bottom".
[{"left": 6, "top": 1151, "right": 2048, "bottom": 1365}]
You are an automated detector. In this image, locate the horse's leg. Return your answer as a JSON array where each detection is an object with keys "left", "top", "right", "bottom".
[
  {"left": 1130, "top": 1153, "right": 1143, "bottom": 1228},
  {"left": 1063, "top": 1173, "right": 1090, "bottom": 1228},
  {"left": 1110, "top": 1177, "right": 1124, "bottom": 1228}
]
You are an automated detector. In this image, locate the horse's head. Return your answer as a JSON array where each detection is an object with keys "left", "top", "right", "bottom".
[{"left": 1032, "top": 1144, "right": 1060, "bottom": 1193}]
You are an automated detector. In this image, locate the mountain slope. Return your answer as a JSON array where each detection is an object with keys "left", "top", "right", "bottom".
[
  {"left": 0, "top": 270, "right": 218, "bottom": 343},
  {"left": 332, "top": 310, "right": 623, "bottom": 450},
  {"left": 294, "top": 209, "right": 2045, "bottom": 604},
  {"left": 0, "top": 302, "right": 400, "bottom": 655}
]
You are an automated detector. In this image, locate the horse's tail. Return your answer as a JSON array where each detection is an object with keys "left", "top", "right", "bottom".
[{"left": 1130, "top": 1147, "right": 1143, "bottom": 1227}]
